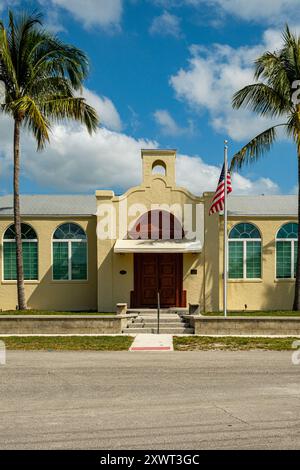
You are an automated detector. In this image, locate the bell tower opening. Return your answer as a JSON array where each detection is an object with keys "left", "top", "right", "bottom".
[
  {"left": 141, "top": 149, "right": 176, "bottom": 187},
  {"left": 152, "top": 160, "right": 166, "bottom": 176}
]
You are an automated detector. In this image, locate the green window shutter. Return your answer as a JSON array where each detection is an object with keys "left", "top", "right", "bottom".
[
  {"left": 23, "top": 242, "right": 38, "bottom": 280},
  {"left": 246, "top": 241, "right": 261, "bottom": 279},
  {"left": 53, "top": 242, "right": 69, "bottom": 280},
  {"left": 229, "top": 241, "right": 243, "bottom": 279},
  {"left": 3, "top": 242, "right": 17, "bottom": 280},
  {"left": 294, "top": 241, "right": 298, "bottom": 278},
  {"left": 276, "top": 241, "right": 292, "bottom": 279},
  {"left": 71, "top": 242, "right": 87, "bottom": 280}
]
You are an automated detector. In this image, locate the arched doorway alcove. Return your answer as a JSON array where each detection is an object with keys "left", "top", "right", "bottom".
[{"left": 130, "top": 210, "right": 186, "bottom": 308}]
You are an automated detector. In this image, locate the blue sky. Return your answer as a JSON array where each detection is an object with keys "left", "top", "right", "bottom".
[{"left": 0, "top": 0, "right": 299, "bottom": 196}]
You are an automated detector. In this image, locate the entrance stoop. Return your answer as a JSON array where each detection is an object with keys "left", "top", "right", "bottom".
[
  {"left": 123, "top": 309, "right": 194, "bottom": 334},
  {"left": 127, "top": 308, "right": 189, "bottom": 315},
  {"left": 130, "top": 334, "right": 174, "bottom": 351}
]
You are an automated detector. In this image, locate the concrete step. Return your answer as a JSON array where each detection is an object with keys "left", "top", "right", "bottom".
[
  {"left": 131, "top": 321, "right": 187, "bottom": 327},
  {"left": 132, "top": 319, "right": 186, "bottom": 325},
  {"left": 125, "top": 311, "right": 193, "bottom": 334},
  {"left": 131, "top": 316, "right": 187, "bottom": 322},
  {"left": 128, "top": 309, "right": 188, "bottom": 315},
  {"left": 138, "top": 314, "right": 184, "bottom": 317},
  {"left": 134, "top": 316, "right": 184, "bottom": 321},
  {"left": 125, "top": 327, "right": 194, "bottom": 334}
]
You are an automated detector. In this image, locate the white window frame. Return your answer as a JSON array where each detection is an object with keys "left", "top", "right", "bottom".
[
  {"left": 276, "top": 238, "right": 297, "bottom": 280},
  {"left": 228, "top": 238, "right": 262, "bottom": 280},
  {"left": 2, "top": 225, "right": 38, "bottom": 282},
  {"left": 52, "top": 238, "right": 88, "bottom": 282}
]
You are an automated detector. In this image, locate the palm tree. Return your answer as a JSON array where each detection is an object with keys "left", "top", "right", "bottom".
[
  {"left": 0, "top": 10, "right": 99, "bottom": 310},
  {"left": 231, "top": 26, "right": 300, "bottom": 311}
]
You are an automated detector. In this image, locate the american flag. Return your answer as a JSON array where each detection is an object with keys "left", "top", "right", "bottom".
[{"left": 209, "top": 164, "right": 233, "bottom": 215}]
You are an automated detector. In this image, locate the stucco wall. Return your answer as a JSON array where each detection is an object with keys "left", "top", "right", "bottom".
[
  {"left": 0, "top": 217, "right": 98, "bottom": 311},
  {"left": 219, "top": 217, "right": 297, "bottom": 312},
  {"left": 191, "top": 316, "right": 300, "bottom": 335},
  {"left": 0, "top": 315, "right": 129, "bottom": 334},
  {"left": 96, "top": 151, "right": 205, "bottom": 312},
  {"left": 97, "top": 240, "right": 134, "bottom": 312},
  {"left": 183, "top": 253, "right": 204, "bottom": 309},
  {"left": 203, "top": 193, "right": 220, "bottom": 312},
  {"left": 1, "top": 151, "right": 297, "bottom": 314}
]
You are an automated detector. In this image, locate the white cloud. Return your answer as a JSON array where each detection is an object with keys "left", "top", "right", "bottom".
[
  {"left": 0, "top": 0, "right": 20, "bottom": 13},
  {"left": 0, "top": 114, "right": 280, "bottom": 195},
  {"left": 176, "top": 154, "right": 279, "bottom": 195},
  {"left": 202, "top": 0, "right": 300, "bottom": 24},
  {"left": 231, "top": 174, "right": 279, "bottom": 196},
  {"left": 42, "top": 9, "right": 66, "bottom": 34},
  {"left": 153, "top": 109, "right": 193, "bottom": 136},
  {"left": 149, "top": 11, "right": 182, "bottom": 38},
  {"left": 0, "top": 0, "right": 123, "bottom": 32},
  {"left": 49, "top": 0, "right": 123, "bottom": 30},
  {"left": 157, "top": 0, "right": 300, "bottom": 25},
  {"left": 22, "top": 126, "right": 157, "bottom": 192},
  {"left": 0, "top": 116, "right": 157, "bottom": 193},
  {"left": 154, "top": 109, "right": 182, "bottom": 135},
  {"left": 0, "top": 0, "right": 16, "bottom": 9},
  {"left": 170, "top": 30, "right": 291, "bottom": 141},
  {"left": 0, "top": 91, "right": 280, "bottom": 196},
  {"left": 82, "top": 88, "right": 122, "bottom": 132},
  {"left": 128, "top": 106, "right": 141, "bottom": 133}
]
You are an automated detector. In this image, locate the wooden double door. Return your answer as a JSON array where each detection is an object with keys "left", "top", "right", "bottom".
[{"left": 131, "top": 253, "right": 186, "bottom": 308}]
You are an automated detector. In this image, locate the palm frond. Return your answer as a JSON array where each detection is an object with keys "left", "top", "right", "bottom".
[
  {"left": 42, "top": 97, "right": 99, "bottom": 134},
  {"left": 232, "top": 83, "right": 291, "bottom": 117},
  {"left": 8, "top": 96, "right": 50, "bottom": 149},
  {"left": 230, "top": 124, "right": 286, "bottom": 171},
  {"left": 254, "top": 52, "right": 283, "bottom": 80},
  {"left": 28, "top": 76, "right": 74, "bottom": 98},
  {"left": 0, "top": 10, "right": 98, "bottom": 145},
  {"left": 255, "top": 51, "right": 295, "bottom": 102},
  {"left": 231, "top": 25, "right": 300, "bottom": 176},
  {"left": 0, "top": 25, "right": 19, "bottom": 97},
  {"left": 286, "top": 112, "right": 300, "bottom": 142},
  {"left": 30, "top": 35, "right": 89, "bottom": 90},
  {"left": 280, "top": 25, "right": 300, "bottom": 83}
]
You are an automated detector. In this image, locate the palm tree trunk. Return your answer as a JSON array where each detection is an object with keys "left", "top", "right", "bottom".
[
  {"left": 293, "top": 148, "right": 300, "bottom": 310},
  {"left": 13, "top": 117, "right": 27, "bottom": 310}
]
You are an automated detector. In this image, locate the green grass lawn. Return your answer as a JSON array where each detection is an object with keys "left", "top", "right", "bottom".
[
  {"left": 173, "top": 336, "right": 299, "bottom": 351},
  {"left": 0, "top": 336, "right": 133, "bottom": 351},
  {"left": 0, "top": 310, "right": 114, "bottom": 316},
  {"left": 1, "top": 335, "right": 297, "bottom": 352},
  {"left": 2, "top": 310, "right": 299, "bottom": 317},
  {"left": 203, "top": 311, "right": 300, "bottom": 317}
]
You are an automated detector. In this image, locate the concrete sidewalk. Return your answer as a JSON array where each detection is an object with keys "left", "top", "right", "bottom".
[{"left": 129, "top": 334, "right": 173, "bottom": 351}]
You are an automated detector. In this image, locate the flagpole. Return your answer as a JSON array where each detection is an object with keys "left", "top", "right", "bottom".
[{"left": 223, "top": 140, "right": 228, "bottom": 318}]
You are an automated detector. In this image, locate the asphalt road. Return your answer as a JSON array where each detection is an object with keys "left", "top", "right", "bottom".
[{"left": 0, "top": 350, "right": 300, "bottom": 450}]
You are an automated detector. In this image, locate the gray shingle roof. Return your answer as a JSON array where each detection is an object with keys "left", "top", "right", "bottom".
[
  {"left": 0, "top": 195, "right": 96, "bottom": 216},
  {"left": 228, "top": 195, "right": 297, "bottom": 216},
  {"left": 0, "top": 194, "right": 297, "bottom": 217}
]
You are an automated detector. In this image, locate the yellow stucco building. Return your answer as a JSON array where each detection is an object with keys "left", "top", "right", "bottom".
[{"left": 0, "top": 149, "right": 298, "bottom": 312}]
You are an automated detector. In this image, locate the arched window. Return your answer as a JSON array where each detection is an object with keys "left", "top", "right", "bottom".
[
  {"left": 3, "top": 223, "right": 38, "bottom": 280},
  {"left": 276, "top": 223, "right": 298, "bottom": 279},
  {"left": 52, "top": 223, "right": 87, "bottom": 280},
  {"left": 128, "top": 210, "right": 184, "bottom": 240},
  {"left": 229, "top": 223, "right": 261, "bottom": 279}
]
